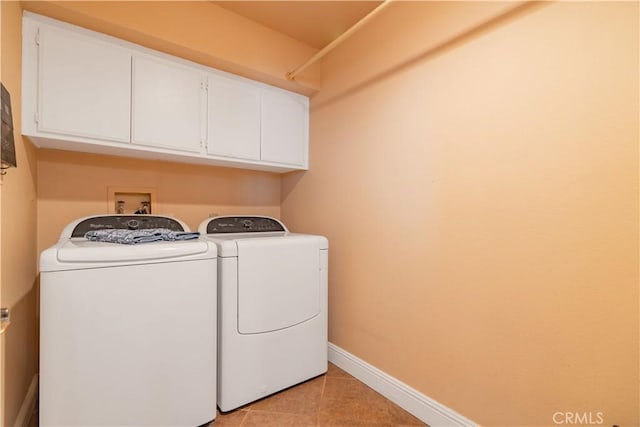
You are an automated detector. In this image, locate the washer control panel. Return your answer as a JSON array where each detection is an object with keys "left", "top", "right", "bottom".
[
  {"left": 71, "top": 215, "right": 185, "bottom": 237},
  {"left": 206, "top": 216, "right": 286, "bottom": 234}
]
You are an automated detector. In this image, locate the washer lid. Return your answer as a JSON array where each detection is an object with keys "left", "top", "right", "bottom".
[
  {"left": 58, "top": 239, "right": 210, "bottom": 262},
  {"left": 40, "top": 239, "right": 211, "bottom": 271}
]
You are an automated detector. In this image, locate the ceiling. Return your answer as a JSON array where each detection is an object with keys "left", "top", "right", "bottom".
[{"left": 214, "top": 1, "right": 382, "bottom": 49}]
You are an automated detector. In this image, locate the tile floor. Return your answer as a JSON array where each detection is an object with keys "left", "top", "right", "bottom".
[
  {"left": 29, "top": 363, "right": 426, "bottom": 426},
  {"left": 211, "top": 363, "right": 426, "bottom": 427}
]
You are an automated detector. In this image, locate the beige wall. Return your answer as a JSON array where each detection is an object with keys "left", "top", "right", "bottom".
[
  {"left": 1, "top": 0, "right": 39, "bottom": 425},
  {"left": 21, "top": 0, "right": 320, "bottom": 94},
  {"left": 282, "top": 2, "right": 639, "bottom": 426},
  {"left": 4, "top": 1, "right": 639, "bottom": 425},
  {"left": 37, "top": 150, "right": 281, "bottom": 253},
  {"left": 2, "top": 286, "right": 37, "bottom": 427}
]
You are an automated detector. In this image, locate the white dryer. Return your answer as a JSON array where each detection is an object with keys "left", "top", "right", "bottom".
[
  {"left": 198, "top": 216, "right": 328, "bottom": 412},
  {"left": 39, "top": 215, "right": 217, "bottom": 427}
]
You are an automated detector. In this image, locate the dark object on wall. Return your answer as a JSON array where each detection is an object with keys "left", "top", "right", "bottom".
[{"left": 1, "top": 82, "right": 17, "bottom": 173}]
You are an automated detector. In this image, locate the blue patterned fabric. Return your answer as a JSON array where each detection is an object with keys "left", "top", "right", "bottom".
[{"left": 84, "top": 228, "right": 200, "bottom": 244}]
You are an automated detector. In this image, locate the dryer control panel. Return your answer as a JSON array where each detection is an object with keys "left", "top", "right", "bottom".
[
  {"left": 71, "top": 215, "right": 185, "bottom": 237},
  {"left": 206, "top": 216, "right": 286, "bottom": 234}
]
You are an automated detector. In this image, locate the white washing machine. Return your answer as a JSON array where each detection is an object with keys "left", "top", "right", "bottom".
[
  {"left": 39, "top": 215, "right": 217, "bottom": 427},
  {"left": 198, "top": 216, "right": 328, "bottom": 412}
]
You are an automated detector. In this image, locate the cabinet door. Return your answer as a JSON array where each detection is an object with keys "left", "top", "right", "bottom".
[
  {"left": 37, "top": 26, "right": 131, "bottom": 142},
  {"left": 207, "top": 75, "right": 260, "bottom": 160},
  {"left": 132, "top": 56, "right": 204, "bottom": 153},
  {"left": 261, "top": 89, "right": 308, "bottom": 167}
]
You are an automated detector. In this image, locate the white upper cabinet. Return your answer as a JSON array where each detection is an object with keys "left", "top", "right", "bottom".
[
  {"left": 261, "top": 88, "right": 308, "bottom": 167},
  {"left": 207, "top": 74, "right": 261, "bottom": 160},
  {"left": 22, "top": 12, "right": 309, "bottom": 173},
  {"left": 131, "top": 55, "right": 204, "bottom": 153},
  {"left": 36, "top": 25, "right": 131, "bottom": 143}
]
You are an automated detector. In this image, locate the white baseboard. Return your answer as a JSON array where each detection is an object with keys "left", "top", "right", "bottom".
[
  {"left": 14, "top": 374, "right": 38, "bottom": 427},
  {"left": 328, "top": 343, "right": 477, "bottom": 427}
]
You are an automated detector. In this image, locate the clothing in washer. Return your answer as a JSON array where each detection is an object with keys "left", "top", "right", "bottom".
[
  {"left": 39, "top": 215, "right": 217, "bottom": 427},
  {"left": 198, "top": 216, "right": 328, "bottom": 412}
]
